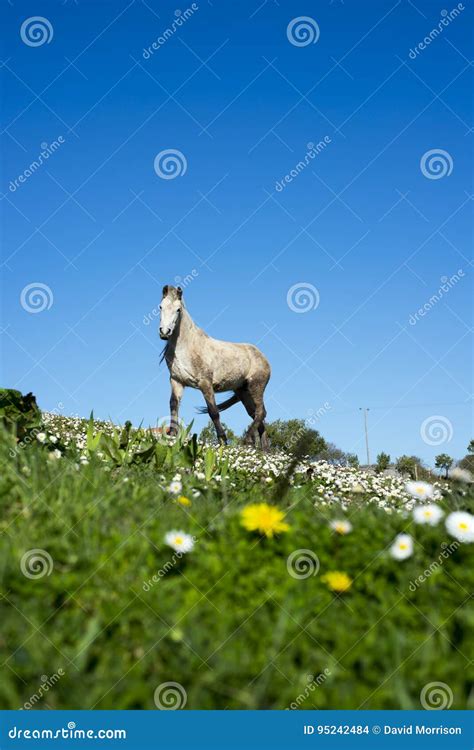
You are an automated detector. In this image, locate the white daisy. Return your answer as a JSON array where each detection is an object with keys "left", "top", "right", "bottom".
[
  {"left": 390, "top": 533, "right": 413, "bottom": 560},
  {"left": 329, "top": 519, "right": 353, "bottom": 535},
  {"left": 168, "top": 480, "right": 182, "bottom": 495},
  {"left": 445, "top": 511, "right": 474, "bottom": 544},
  {"left": 36, "top": 432, "right": 46, "bottom": 443},
  {"left": 164, "top": 530, "right": 195, "bottom": 553},
  {"left": 413, "top": 504, "right": 444, "bottom": 526},
  {"left": 405, "top": 481, "right": 434, "bottom": 501}
]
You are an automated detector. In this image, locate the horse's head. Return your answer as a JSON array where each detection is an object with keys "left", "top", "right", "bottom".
[{"left": 159, "top": 285, "right": 183, "bottom": 339}]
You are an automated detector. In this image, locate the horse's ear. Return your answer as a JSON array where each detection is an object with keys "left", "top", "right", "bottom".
[
  {"left": 162, "top": 285, "right": 169, "bottom": 297},
  {"left": 176, "top": 286, "right": 183, "bottom": 300}
]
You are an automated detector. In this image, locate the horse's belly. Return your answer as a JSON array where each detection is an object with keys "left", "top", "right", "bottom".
[{"left": 213, "top": 373, "right": 246, "bottom": 392}]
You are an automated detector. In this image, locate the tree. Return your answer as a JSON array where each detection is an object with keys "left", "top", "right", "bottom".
[
  {"left": 396, "top": 455, "right": 421, "bottom": 479},
  {"left": 467, "top": 439, "right": 474, "bottom": 454},
  {"left": 265, "top": 419, "right": 326, "bottom": 457},
  {"left": 458, "top": 453, "right": 474, "bottom": 473},
  {"left": 435, "top": 453, "right": 453, "bottom": 479},
  {"left": 199, "top": 420, "right": 237, "bottom": 445},
  {"left": 317, "top": 442, "right": 346, "bottom": 464},
  {"left": 346, "top": 453, "right": 360, "bottom": 469},
  {"left": 375, "top": 452, "right": 390, "bottom": 474}
]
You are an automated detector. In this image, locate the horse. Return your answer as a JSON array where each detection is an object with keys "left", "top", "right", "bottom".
[{"left": 159, "top": 285, "right": 271, "bottom": 448}]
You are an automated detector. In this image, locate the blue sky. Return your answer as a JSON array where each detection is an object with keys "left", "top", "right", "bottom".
[{"left": 1, "top": 0, "right": 472, "bottom": 465}]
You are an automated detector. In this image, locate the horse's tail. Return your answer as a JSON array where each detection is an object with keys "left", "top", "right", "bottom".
[{"left": 196, "top": 393, "right": 241, "bottom": 415}]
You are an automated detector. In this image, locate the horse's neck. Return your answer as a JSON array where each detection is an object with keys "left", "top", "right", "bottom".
[{"left": 170, "top": 308, "right": 199, "bottom": 358}]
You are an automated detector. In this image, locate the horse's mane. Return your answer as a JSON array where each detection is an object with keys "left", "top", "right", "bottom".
[{"left": 159, "top": 342, "right": 169, "bottom": 365}]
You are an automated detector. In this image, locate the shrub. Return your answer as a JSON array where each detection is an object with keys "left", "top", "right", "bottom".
[{"left": 0, "top": 388, "right": 41, "bottom": 441}]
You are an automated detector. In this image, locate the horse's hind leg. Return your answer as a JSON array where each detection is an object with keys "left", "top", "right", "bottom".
[
  {"left": 258, "top": 421, "right": 269, "bottom": 451},
  {"left": 242, "top": 384, "right": 268, "bottom": 450},
  {"left": 240, "top": 389, "right": 257, "bottom": 446}
]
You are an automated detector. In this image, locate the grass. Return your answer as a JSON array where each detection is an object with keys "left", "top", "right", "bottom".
[{"left": 0, "top": 415, "right": 473, "bottom": 710}]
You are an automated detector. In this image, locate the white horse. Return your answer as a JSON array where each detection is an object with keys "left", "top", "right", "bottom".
[{"left": 159, "top": 285, "right": 271, "bottom": 447}]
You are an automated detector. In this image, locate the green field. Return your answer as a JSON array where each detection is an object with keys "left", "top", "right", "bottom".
[{"left": 1, "top": 410, "right": 473, "bottom": 710}]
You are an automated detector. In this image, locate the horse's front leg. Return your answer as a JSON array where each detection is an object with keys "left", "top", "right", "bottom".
[
  {"left": 200, "top": 383, "right": 227, "bottom": 445},
  {"left": 169, "top": 378, "right": 184, "bottom": 436}
]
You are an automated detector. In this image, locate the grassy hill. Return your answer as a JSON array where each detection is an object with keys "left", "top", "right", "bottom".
[{"left": 0, "top": 410, "right": 472, "bottom": 710}]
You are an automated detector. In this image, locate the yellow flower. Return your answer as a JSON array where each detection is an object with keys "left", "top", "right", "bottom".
[
  {"left": 176, "top": 495, "right": 191, "bottom": 507},
  {"left": 322, "top": 571, "right": 352, "bottom": 593},
  {"left": 241, "top": 503, "right": 290, "bottom": 538}
]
